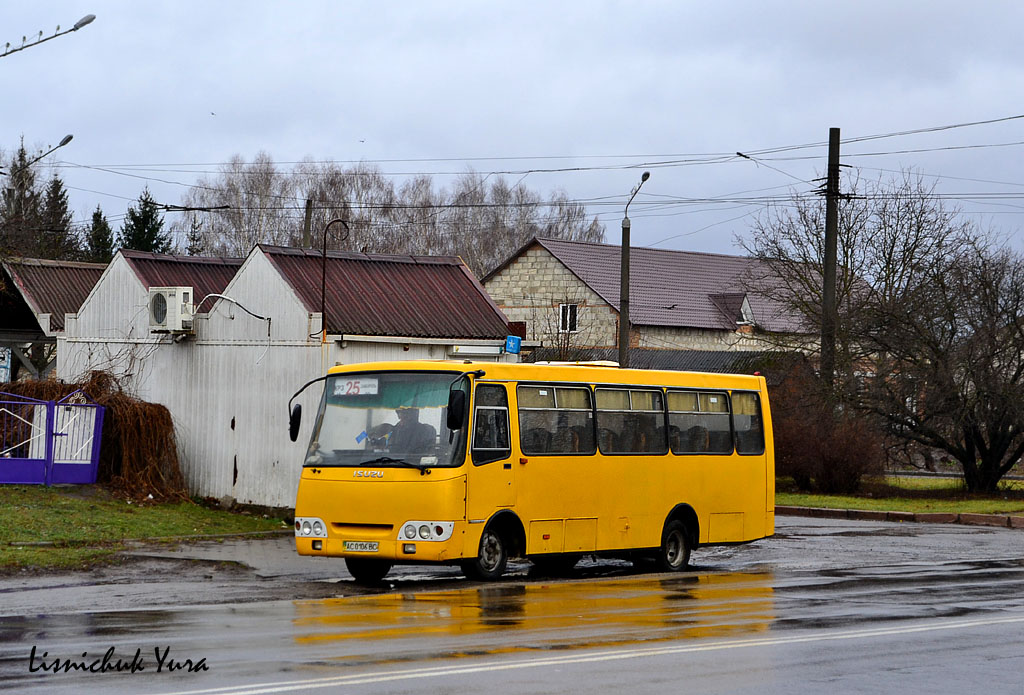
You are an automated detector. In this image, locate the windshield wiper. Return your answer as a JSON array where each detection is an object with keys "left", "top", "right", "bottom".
[{"left": 360, "top": 456, "right": 424, "bottom": 470}]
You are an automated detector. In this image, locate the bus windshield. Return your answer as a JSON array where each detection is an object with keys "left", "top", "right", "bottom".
[{"left": 304, "top": 371, "right": 465, "bottom": 468}]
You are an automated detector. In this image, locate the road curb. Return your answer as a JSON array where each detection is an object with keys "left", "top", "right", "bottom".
[{"left": 776, "top": 505, "right": 1024, "bottom": 530}]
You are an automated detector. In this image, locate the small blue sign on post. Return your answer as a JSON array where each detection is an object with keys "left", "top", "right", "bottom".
[{"left": 504, "top": 335, "right": 522, "bottom": 355}]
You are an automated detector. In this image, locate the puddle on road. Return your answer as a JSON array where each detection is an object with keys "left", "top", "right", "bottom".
[{"left": 289, "top": 571, "right": 777, "bottom": 666}]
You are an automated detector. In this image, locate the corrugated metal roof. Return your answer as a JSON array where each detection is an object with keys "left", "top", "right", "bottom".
[
  {"left": 492, "top": 238, "right": 805, "bottom": 333},
  {"left": 260, "top": 245, "right": 509, "bottom": 339},
  {"left": 1, "top": 257, "right": 106, "bottom": 334},
  {"left": 121, "top": 250, "right": 242, "bottom": 307}
]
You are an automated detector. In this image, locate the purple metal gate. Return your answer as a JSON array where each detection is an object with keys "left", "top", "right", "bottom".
[{"left": 0, "top": 390, "right": 105, "bottom": 485}]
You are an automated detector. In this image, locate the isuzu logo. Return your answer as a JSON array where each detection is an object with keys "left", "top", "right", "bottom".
[{"left": 354, "top": 470, "right": 384, "bottom": 478}]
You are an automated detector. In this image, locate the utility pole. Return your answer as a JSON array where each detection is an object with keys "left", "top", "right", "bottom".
[
  {"left": 619, "top": 171, "right": 650, "bottom": 369},
  {"left": 820, "top": 127, "right": 841, "bottom": 387}
]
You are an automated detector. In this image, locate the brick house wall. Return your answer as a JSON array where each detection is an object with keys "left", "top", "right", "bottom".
[{"left": 484, "top": 246, "right": 775, "bottom": 353}]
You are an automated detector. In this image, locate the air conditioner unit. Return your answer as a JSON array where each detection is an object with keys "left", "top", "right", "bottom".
[{"left": 149, "top": 286, "right": 195, "bottom": 334}]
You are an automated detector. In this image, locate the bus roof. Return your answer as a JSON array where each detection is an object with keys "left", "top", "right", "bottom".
[{"left": 326, "top": 360, "right": 768, "bottom": 390}]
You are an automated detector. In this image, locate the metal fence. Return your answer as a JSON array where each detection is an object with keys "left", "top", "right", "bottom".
[{"left": 0, "top": 391, "right": 105, "bottom": 485}]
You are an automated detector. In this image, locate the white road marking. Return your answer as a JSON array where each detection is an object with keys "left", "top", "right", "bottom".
[{"left": 153, "top": 614, "right": 1024, "bottom": 695}]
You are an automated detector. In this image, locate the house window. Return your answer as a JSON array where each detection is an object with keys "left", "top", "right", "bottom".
[{"left": 559, "top": 303, "right": 579, "bottom": 333}]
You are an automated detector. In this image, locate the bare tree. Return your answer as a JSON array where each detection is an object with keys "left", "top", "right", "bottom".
[
  {"left": 859, "top": 242, "right": 1024, "bottom": 492},
  {"left": 170, "top": 152, "right": 296, "bottom": 256},
  {"left": 529, "top": 286, "right": 603, "bottom": 361},
  {"left": 740, "top": 170, "right": 977, "bottom": 386},
  {"left": 742, "top": 168, "right": 1024, "bottom": 491},
  {"left": 172, "top": 155, "right": 604, "bottom": 276}
]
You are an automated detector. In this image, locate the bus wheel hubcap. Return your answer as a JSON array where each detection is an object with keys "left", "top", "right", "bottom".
[
  {"left": 666, "top": 531, "right": 683, "bottom": 567},
  {"left": 481, "top": 532, "right": 501, "bottom": 570}
]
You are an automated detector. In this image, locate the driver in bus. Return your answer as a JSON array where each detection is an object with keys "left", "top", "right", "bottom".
[{"left": 372, "top": 407, "right": 436, "bottom": 453}]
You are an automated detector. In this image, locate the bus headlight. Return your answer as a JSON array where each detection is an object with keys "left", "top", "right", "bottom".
[
  {"left": 396, "top": 521, "right": 454, "bottom": 542},
  {"left": 294, "top": 517, "right": 328, "bottom": 538}
]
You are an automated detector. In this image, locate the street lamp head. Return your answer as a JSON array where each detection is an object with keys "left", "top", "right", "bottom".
[
  {"left": 73, "top": 15, "right": 96, "bottom": 31},
  {"left": 624, "top": 170, "right": 651, "bottom": 220},
  {"left": 58, "top": 134, "right": 73, "bottom": 147}
]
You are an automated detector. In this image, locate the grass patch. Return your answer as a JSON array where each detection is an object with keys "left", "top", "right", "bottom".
[
  {"left": 0, "top": 485, "right": 288, "bottom": 572},
  {"left": 777, "top": 475, "right": 1024, "bottom": 515}
]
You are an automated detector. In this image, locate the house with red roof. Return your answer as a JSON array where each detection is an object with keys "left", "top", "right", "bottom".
[
  {"left": 0, "top": 257, "right": 106, "bottom": 380},
  {"left": 483, "top": 237, "right": 808, "bottom": 362}
]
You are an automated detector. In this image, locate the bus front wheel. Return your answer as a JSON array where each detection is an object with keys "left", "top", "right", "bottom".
[
  {"left": 461, "top": 528, "right": 508, "bottom": 580},
  {"left": 345, "top": 557, "right": 392, "bottom": 584},
  {"left": 656, "top": 520, "right": 691, "bottom": 572}
]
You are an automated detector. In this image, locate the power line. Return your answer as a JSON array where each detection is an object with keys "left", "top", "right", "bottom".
[{"left": 47, "top": 112, "right": 1024, "bottom": 172}]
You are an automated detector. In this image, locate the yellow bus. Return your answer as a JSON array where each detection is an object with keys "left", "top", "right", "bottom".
[{"left": 288, "top": 360, "right": 774, "bottom": 583}]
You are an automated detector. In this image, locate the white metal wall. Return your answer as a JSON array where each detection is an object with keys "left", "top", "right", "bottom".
[{"left": 58, "top": 247, "right": 498, "bottom": 508}]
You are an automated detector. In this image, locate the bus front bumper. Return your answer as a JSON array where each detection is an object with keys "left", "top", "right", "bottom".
[{"left": 295, "top": 527, "right": 465, "bottom": 562}]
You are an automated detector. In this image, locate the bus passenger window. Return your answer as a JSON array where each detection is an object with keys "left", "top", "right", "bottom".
[
  {"left": 668, "top": 390, "right": 733, "bottom": 454},
  {"left": 595, "top": 389, "right": 667, "bottom": 454},
  {"left": 517, "top": 385, "right": 595, "bottom": 455},
  {"left": 732, "top": 392, "right": 765, "bottom": 455},
  {"left": 472, "top": 385, "right": 511, "bottom": 465}
]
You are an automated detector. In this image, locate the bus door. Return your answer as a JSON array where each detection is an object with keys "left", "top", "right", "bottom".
[
  {"left": 466, "top": 383, "right": 516, "bottom": 520},
  {"left": 514, "top": 384, "right": 599, "bottom": 555}
]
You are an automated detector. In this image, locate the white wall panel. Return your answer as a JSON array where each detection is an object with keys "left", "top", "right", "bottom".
[
  {"left": 205, "top": 252, "right": 314, "bottom": 342},
  {"left": 58, "top": 247, "right": 481, "bottom": 508}
]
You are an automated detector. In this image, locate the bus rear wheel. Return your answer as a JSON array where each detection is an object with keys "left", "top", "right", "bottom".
[
  {"left": 345, "top": 557, "right": 392, "bottom": 584},
  {"left": 461, "top": 527, "right": 508, "bottom": 580},
  {"left": 656, "top": 520, "right": 691, "bottom": 572}
]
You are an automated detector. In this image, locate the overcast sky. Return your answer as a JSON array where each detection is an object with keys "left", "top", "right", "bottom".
[{"left": 4, "top": 1, "right": 1024, "bottom": 257}]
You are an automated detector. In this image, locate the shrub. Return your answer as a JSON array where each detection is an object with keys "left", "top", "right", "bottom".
[{"left": 771, "top": 374, "right": 885, "bottom": 494}]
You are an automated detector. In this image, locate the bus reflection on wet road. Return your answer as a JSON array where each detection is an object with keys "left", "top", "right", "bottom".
[{"left": 291, "top": 571, "right": 775, "bottom": 668}]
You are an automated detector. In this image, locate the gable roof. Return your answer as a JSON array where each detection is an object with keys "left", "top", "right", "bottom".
[
  {"left": 120, "top": 250, "right": 242, "bottom": 307},
  {"left": 1, "top": 257, "right": 106, "bottom": 335},
  {"left": 486, "top": 237, "right": 804, "bottom": 333},
  {"left": 259, "top": 245, "right": 509, "bottom": 339}
]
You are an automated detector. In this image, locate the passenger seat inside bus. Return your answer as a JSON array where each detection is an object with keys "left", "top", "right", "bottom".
[
  {"left": 686, "top": 426, "right": 710, "bottom": 453},
  {"left": 522, "top": 428, "right": 552, "bottom": 454}
]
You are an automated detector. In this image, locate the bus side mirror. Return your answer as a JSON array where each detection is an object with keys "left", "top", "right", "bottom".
[
  {"left": 289, "top": 404, "right": 302, "bottom": 442},
  {"left": 446, "top": 390, "right": 466, "bottom": 430}
]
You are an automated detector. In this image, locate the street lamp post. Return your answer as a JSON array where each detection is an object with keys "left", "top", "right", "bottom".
[
  {"left": 2, "top": 14, "right": 95, "bottom": 58},
  {"left": 0, "top": 134, "right": 73, "bottom": 176},
  {"left": 0, "top": 134, "right": 74, "bottom": 253},
  {"left": 618, "top": 171, "right": 650, "bottom": 369}
]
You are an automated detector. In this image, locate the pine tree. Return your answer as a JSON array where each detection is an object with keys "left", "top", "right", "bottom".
[
  {"left": 0, "top": 145, "right": 43, "bottom": 256},
  {"left": 39, "top": 175, "right": 79, "bottom": 259},
  {"left": 84, "top": 205, "right": 114, "bottom": 263},
  {"left": 118, "top": 188, "right": 171, "bottom": 253},
  {"left": 185, "top": 218, "right": 205, "bottom": 256}
]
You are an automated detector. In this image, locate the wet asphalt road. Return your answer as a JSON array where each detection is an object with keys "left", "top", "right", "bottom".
[{"left": 1, "top": 517, "right": 1023, "bottom": 694}]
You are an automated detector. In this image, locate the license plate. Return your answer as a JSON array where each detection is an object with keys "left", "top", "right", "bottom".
[{"left": 343, "top": 541, "right": 379, "bottom": 552}]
